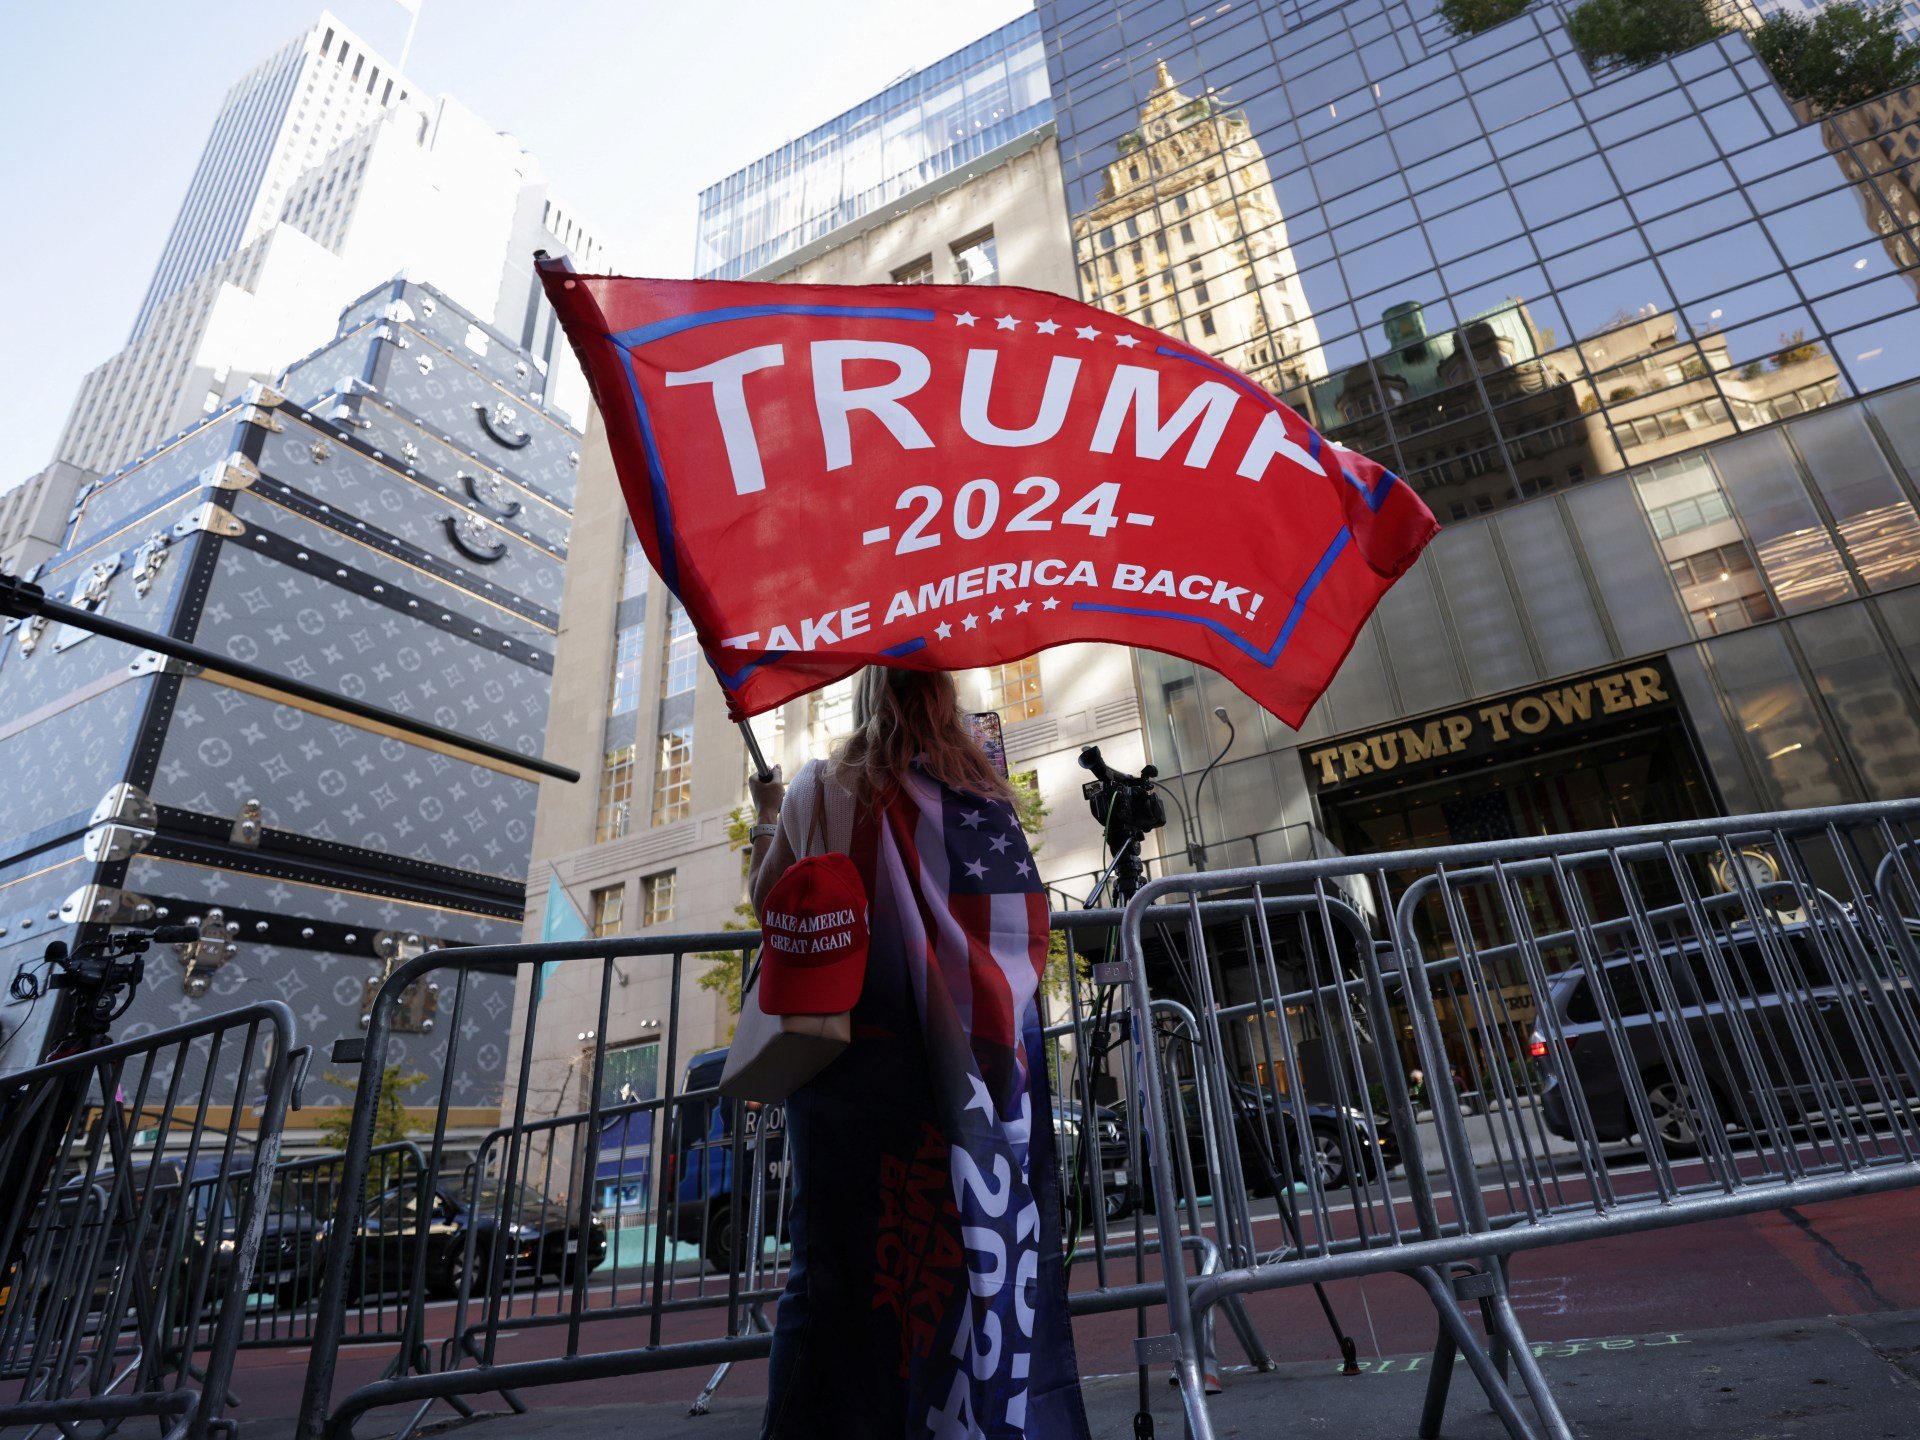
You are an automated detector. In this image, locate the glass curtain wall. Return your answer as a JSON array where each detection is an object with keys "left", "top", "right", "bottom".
[
  {"left": 695, "top": 13, "right": 1051, "bottom": 278},
  {"left": 1037, "top": 0, "right": 1920, "bottom": 522}
]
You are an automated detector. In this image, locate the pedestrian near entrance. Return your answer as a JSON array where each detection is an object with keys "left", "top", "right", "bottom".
[{"left": 746, "top": 667, "right": 1091, "bottom": 1439}]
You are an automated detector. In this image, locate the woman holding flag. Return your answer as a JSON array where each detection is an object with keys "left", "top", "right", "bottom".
[{"left": 746, "top": 666, "right": 1091, "bottom": 1439}]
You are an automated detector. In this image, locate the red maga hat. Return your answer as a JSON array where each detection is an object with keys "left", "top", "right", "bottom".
[{"left": 758, "top": 853, "right": 869, "bottom": 1015}]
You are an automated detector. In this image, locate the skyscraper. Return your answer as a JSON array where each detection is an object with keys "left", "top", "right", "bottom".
[
  {"left": 53, "top": 11, "right": 606, "bottom": 479},
  {"left": 129, "top": 15, "right": 407, "bottom": 343}
]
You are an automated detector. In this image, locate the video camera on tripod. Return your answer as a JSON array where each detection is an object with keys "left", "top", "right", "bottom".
[
  {"left": 1077, "top": 745, "right": 1166, "bottom": 838},
  {"left": 1078, "top": 745, "right": 1167, "bottom": 907},
  {"left": 26, "top": 924, "right": 198, "bottom": 1056}
]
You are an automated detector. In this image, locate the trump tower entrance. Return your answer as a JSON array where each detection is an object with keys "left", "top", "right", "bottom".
[
  {"left": 1301, "top": 659, "right": 1720, "bottom": 1078},
  {"left": 1306, "top": 659, "right": 1716, "bottom": 855}
]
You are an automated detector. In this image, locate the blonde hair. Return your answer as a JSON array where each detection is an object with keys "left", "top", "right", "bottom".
[{"left": 832, "top": 668, "right": 1014, "bottom": 807}]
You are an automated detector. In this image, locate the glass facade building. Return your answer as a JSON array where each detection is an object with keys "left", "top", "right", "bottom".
[
  {"left": 1035, "top": 0, "right": 1920, "bottom": 864},
  {"left": 694, "top": 12, "right": 1052, "bottom": 279}
]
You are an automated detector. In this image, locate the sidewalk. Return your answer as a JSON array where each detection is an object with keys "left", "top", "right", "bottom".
[
  {"left": 326, "top": 1309, "right": 1920, "bottom": 1440},
  {"left": 1409, "top": 1098, "right": 1587, "bottom": 1176}
]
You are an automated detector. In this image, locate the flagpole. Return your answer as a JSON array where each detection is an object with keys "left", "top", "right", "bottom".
[{"left": 739, "top": 721, "right": 774, "bottom": 784}]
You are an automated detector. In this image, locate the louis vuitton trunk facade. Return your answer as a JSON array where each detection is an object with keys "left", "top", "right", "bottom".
[{"left": 0, "top": 277, "right": 581, "bottom": 1119}]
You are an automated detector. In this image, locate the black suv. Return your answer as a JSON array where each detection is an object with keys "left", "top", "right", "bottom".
[
  {"left": 1122, "top": 1080, "right": 1400, "bottom": 1204},
  {"left": 48, "top": 1156, "right": 323, "bottom": 1313},
  {"left": 1534, "top": 921, "right": 1909, "bottom": 1153}
]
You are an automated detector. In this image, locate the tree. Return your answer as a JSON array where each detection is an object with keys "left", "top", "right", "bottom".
[
  {"left": 1754, "top": 3, "right": 1920, "bottom": 115},
  {"left": 1566, "top": 0, "right": 1724, "bottom": 71},
  {"left": 1772, "top": 328, "right": 1820, "bottom": 368},
  {"left": 696, "top": 805, "right": 759, "bottom": 1037},
  {"left": 319, "top": 1066, "right": 427, "bottom": 1197},
  {"left": 1438, "top": 0, "right": 1534, "bottom": 38}
]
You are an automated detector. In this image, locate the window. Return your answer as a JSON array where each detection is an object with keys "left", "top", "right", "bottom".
[
  {"left": 610, "top": 624, "right": 644, "bottom": 713},
  {"left": 808, "top": 677, "right": 856, "bottom": 756},
  {"left": 642, "top": 871, "right": 676, "bottom": 926},
  {"left": 951, "top": 230, "right": 998, "bottom": 285},
  {"left": 892, "top": 256, "right": 934, "bottom": 284},
  {"left": 621, "top": 534, "right": 648, "bottom": 600},
  {"left": 595, "top": 743, "right": 634, "bottom": 842},
  {"left": 653, "top": 725, "right": 693, "bottom": 823},
  {"left": 985, "top": 656, "right": 1044, "bottom": 721},
  {"left": 663, "top": 601, "right": 697, "bottom": 697},
  {"left": 590, "top": 884, "right": 624, "bottom": 938},
  {"left": 599, "top": 1041, "right": 659, "bottom": 1108},
  {"left": 1200, "top": 313, "right": 1217, "bottom": 337}
]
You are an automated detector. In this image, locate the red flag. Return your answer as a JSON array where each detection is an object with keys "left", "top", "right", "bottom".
[{"left": 538, "top": 262, "right": 1438, "bottom": 725}]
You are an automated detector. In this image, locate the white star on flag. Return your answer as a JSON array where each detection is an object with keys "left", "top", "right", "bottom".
[
  {"left": 965, "top": 1072, "right": 995, "bottom": 1117},
  {"left": 1035, "top": 319, "right": 1060, "bottom": 335},
  {"left": 988, "top": 605, "right": 1004, "bottom": 621},
  {"left": 988, "top": 832, "right": 1012, "bottom": 853},
  {"left": 964, "top": 857, "right": 989, "bottom": 878},
  {"left": 960, "top": 810, "right": 985, "bottom": 828},
  {"left": 954, "top": 311, "right": 978, "bottom": 326},
  {"left": 995, "top": 315, "right": 1020, "bottom": 330},
  {"left": 1042, "top": 597, "right": 1060, "bottom": 609},
  {"left": 962, "top": 612, "right": 979, "bottom": 629},
  {"left": 1014, "top": 599, "right": 1031, "bottom": 614},
  {"left": 1014, "top": 857, "right": 1034, "bottom": 877},
  {"left": 1114, "top": 333, "right": 1140, "bottom": 347},
  {"left": 1075, "top": 325, "right": 1101, "bottom": 341},
  {"left": 935, "top": 621, "right": 952, "bottom": 639}
]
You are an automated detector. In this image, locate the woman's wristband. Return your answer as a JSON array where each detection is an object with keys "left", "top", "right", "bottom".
[{"left": 750, "top": 823, "right": 778, "bottom": 843}]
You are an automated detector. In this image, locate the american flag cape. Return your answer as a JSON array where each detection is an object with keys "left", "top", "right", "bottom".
[{"left": 870, "top": 765, "right": 1090, "bottom": 1439}]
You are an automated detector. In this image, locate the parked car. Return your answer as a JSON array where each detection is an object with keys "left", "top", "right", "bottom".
[
  {"left": 46, "top": 1154, "right": 323, "bottom": 1314},
  {"left": 329, "top": 1176, "right": 606, "bottom": 1299},
  {"left": 1119, "top": 1079, "right": 1399, "bottom": 1206},
  {"left": 669, "top": 1048, "right": 1133, "bottom": 1272},
  {"left": 1533, "top": 921, "right": 1903, "bottom": 1153}
]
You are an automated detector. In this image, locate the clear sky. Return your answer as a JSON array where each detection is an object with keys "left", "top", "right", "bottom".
[{"left": 0, "top": 0, "right": 1033, "bottom": 489}]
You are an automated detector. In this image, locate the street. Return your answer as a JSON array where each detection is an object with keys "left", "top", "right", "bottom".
[{"left": 237, "top": 1180, "right": 1917, "bottom": 1435}]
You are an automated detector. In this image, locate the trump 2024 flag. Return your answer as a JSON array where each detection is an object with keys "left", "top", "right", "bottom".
[{"left": 538, "top": 262, "right": 1439, "bottom": 725}]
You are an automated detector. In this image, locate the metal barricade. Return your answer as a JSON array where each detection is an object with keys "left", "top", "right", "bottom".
[
  {"left": 297, "top": 932, "right": 789, "bottom": 1440},
  {"left": 1120, "top": 799, "right": 1920, "bottom": 1440},
  {"left": 222, "top": 1143, "right": 430, "bottom": 1361},
  {"left": 0, "top": 1003, "right": 304, "bottom": 1440},
  {"left": 295, "top": 918, "right": 1273, "bottom": 1440}
]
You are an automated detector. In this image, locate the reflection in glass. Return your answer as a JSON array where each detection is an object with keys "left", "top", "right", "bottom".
[
  {"left": 1792, "top": 606, "right": 1920, "bottom": 800},
  {"left": 1706, "top": 626, "right": 1851, "bottom": 810},
  {"left": 1711, "top": 431, "right": 1857, "bottom": 613},
  {"left": 1788, "top": 405, "right": 1920, "bottom": 590},
  {"left": 1072, "top": 63, "right": 1324, "bottom": 414},
  {"left": 1809, "top": 89, "right": 1920, "bottom": 291},
  {"left": 1631, "top": 456, "right": 1775, "bottom": 639},
  {"left": 1319, "top": 299, "right": 1608, "bottom": 517}
]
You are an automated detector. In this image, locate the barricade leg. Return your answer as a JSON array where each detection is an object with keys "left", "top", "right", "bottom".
[
  {"left": 1411, "top": 1266, "right": 1543, "bottom": 1440},
  {"left": 1418, "top": 1326, "right": 1459, "bottom": 1440},
  {"left": 1483, "top": 1280, "right": 1574, "bottom": 1440}
]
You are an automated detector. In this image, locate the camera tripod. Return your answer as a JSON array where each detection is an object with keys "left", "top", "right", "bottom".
[{"left": 1072, "top": 749, "right": 1363, "bottom": 1414}]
